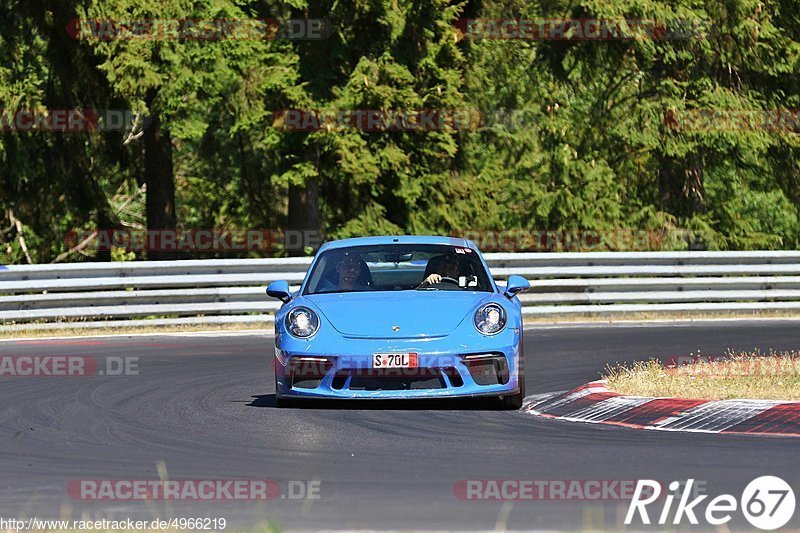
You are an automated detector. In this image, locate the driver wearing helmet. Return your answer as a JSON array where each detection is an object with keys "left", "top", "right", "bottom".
[{"left": 418, "top": 254, "right": 460, "bottom": 287}]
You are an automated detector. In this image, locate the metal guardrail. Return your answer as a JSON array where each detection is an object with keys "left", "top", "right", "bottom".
[{"left": 2, "top": 251, "right": 800, "bottom": 328}]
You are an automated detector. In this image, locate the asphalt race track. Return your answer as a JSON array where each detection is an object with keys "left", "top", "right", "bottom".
[{"left": 1, "top": 321, "right": 799, "bottom": 531}]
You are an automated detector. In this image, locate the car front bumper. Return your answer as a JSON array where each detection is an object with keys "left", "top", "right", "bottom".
[{"left": 273, "top": 328, "right": 523, "bottom": 400}]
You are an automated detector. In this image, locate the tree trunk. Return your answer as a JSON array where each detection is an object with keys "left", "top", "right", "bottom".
[
  {"left": 287, "top": 179, "right": 320, "bottom": 256},
  {"left": 143, "top": 103, "right": 177, "bottom": 260},
  {"left": 657, "top": 153, "right": 705, "bottom": 219}
]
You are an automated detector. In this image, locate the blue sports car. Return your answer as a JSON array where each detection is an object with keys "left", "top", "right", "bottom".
[{"left": 266, "top": 235, "right": 530, "bottom": 408}]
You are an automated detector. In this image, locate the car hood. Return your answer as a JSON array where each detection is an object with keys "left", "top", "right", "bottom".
[{"left": 305, "top": 291, "right": 491, "bottom": 337}]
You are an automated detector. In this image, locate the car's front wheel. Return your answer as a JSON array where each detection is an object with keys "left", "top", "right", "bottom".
[
  {"left": 499, "top": 376, "right": 525, "bottom": 410},
  {"left": 275, "top": 375, "right": 296, "bottom": 407}
]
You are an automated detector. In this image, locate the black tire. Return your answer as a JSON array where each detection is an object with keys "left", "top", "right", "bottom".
[
  {"left": 275, "top": 373, "right": 297, "bottom": 407},
  {"left": 500, "top": 377, "right": 525, "bottom": 410},
  {"left": 500, "top": 346, "right": 526, "bottom": 410}
]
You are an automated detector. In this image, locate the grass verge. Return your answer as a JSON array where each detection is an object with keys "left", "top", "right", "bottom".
[{"left": 604, "top": 351, "right": 800, "bottom": 401}]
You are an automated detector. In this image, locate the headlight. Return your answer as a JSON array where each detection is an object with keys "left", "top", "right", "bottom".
[
  {"left": 474, "top": 303, "right": 507, "bottom": 335},
  {"left": 285, "top": 307, "right": 320, "bottom": 338}
]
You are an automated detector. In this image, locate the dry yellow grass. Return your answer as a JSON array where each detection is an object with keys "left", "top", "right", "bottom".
[{"left": 604, "top": 350, "right": 800, "bottom": 401}]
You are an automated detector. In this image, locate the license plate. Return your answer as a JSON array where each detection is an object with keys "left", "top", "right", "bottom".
[{"left": 372, "top": 352, "right": 418, "bottom": 368}]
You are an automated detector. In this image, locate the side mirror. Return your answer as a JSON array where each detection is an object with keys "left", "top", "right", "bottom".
[
  {"left": 266, "top": 280, "right": 292, "bottom": 303},
  {"left": 504, "top": 275, "right": 530, "bottom": 298}
]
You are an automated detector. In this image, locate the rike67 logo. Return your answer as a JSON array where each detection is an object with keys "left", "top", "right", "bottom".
[{"left": 625, "top": 476, "right": 796, "bottom": 530}]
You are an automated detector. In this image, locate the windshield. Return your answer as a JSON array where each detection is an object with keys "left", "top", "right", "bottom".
[{"left": 303, "top": 244, "right": 494, "bottom": 295}]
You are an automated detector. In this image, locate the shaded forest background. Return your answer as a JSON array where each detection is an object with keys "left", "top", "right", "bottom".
[{"left": 1, "top": 0, "right": 799, "bottom": 262}]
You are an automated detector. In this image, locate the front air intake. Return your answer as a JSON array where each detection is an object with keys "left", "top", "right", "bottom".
[
  {"left": 462, "top": 354, "right": 509, "bottom": 385},
  {"left": 288, "top": 357, "right": 334, "bottom": 389}
]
